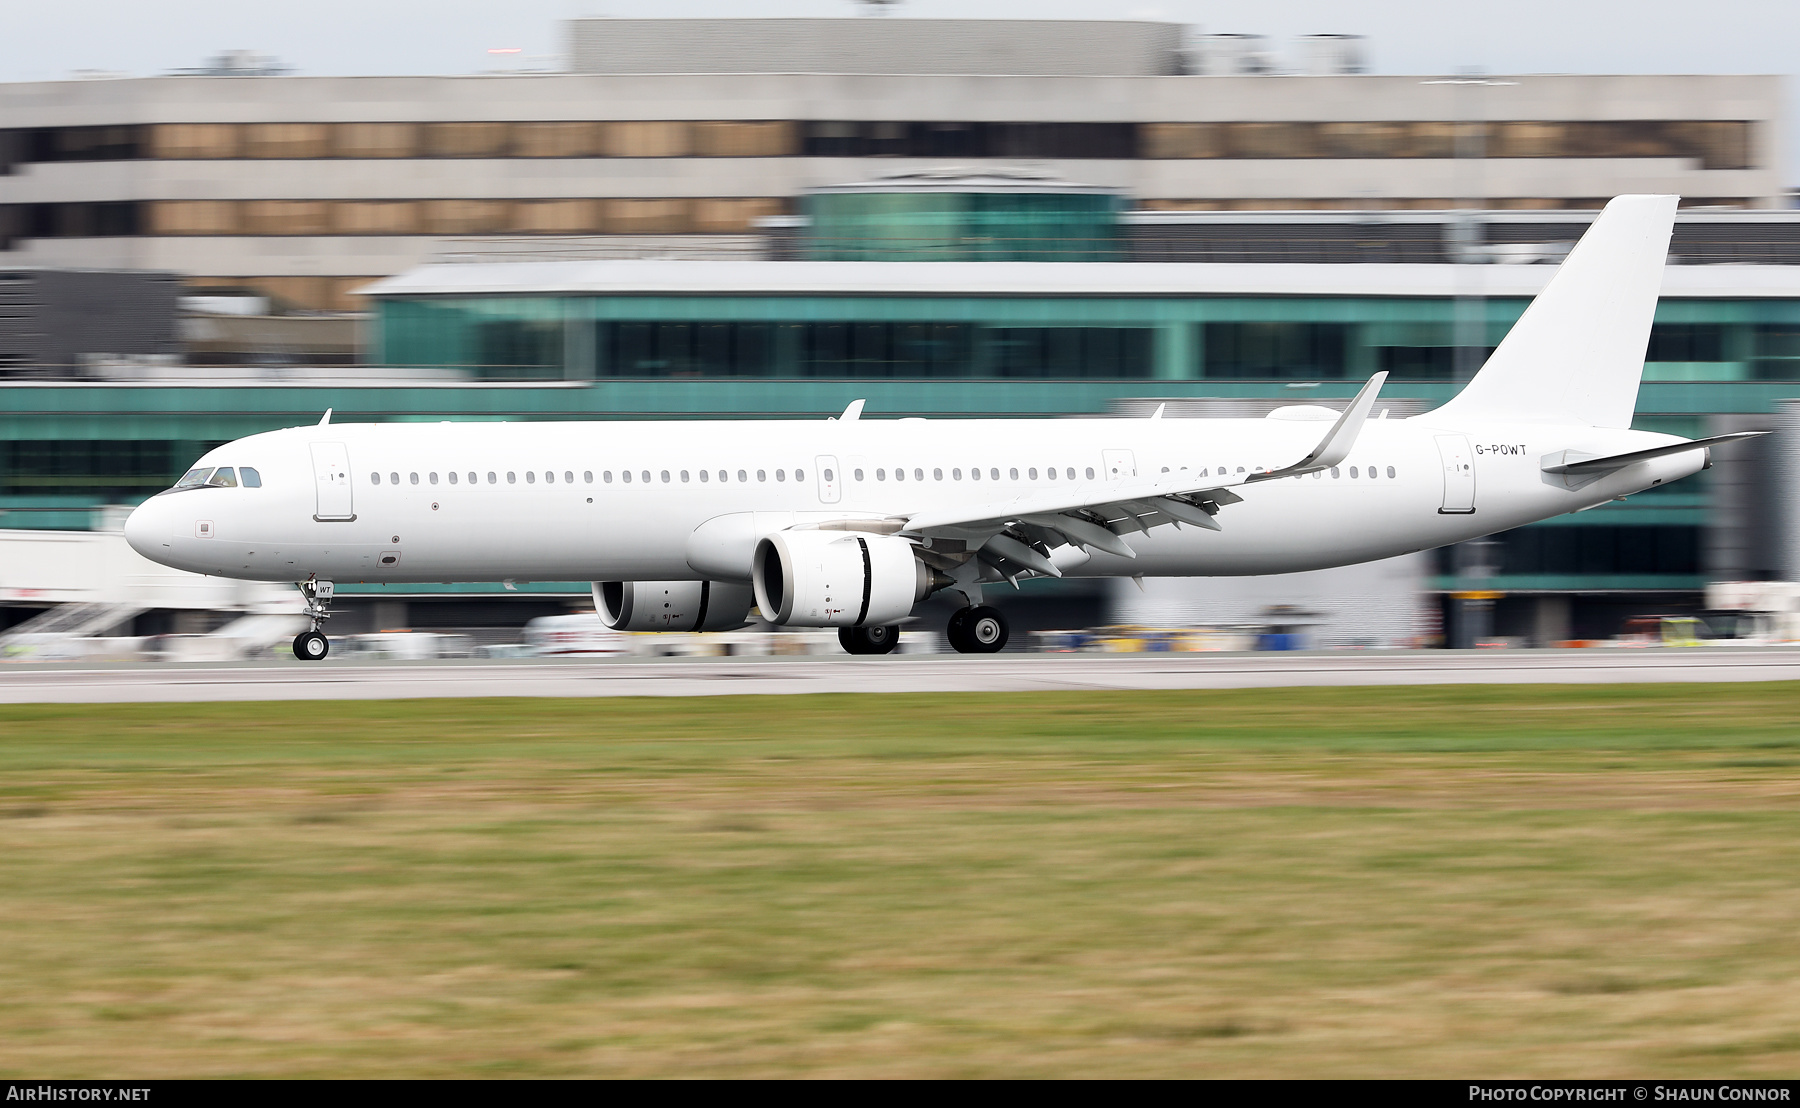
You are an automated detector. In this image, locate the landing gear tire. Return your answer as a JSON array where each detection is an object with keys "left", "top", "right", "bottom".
[
  {"left": 293, "top": 630, "right": 330, "bottom": 661},
  {"left": 948, "top": 605, "right": 1008, "bottom": 654},
  {"left": 839, "top": 625, "right": 901, "bottom": 655}
]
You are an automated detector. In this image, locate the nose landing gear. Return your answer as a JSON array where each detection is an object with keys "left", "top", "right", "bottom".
[
  {"left": 293, "top": 578, "right": 335, "bottom": 662},
  {"left": 947, "top": 605, "right": 1009, "bottom": 654}
]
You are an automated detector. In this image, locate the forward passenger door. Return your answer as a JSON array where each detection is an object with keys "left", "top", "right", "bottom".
[{"left": 309, "top": 442, "right": 355, "bottom": 521}]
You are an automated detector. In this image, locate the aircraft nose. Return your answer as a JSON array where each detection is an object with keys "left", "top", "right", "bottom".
[{"left": 123, "top": 499, "right": 166, "bottom": 559}]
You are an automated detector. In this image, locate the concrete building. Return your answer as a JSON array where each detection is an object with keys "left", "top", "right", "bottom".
[{"left": 0, "top": 18, "right": 1784, "bottom": 309}]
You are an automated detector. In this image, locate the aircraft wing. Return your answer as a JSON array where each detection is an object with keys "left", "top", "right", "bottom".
[{"left": 900, "top": 373, "right": 1387, "bottom": 577}]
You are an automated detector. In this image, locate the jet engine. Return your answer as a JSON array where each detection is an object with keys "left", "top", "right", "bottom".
[
  {"left": 594, "top": 580, "right": 755, "bottom": 632},
  {"left": 752, "top": 530, "right": 938, "bottom": 628}
]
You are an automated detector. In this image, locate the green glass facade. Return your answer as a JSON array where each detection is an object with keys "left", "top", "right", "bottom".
[
  {"left": 803, "top": 190, "right": 1125, "bottom": 261},
  {"left": 375, "top": 293, "right": 1800, "bottom": 387}
]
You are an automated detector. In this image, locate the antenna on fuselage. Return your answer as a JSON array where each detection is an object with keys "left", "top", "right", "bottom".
[
  {"left": 318, "top": 409, "right": 333, "bottom": 425},
  {"left": 839, "top": 399, "right": 866, "bottom": 422}
]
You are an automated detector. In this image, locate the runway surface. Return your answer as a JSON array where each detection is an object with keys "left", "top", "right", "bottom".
[{"left": 3, "top": 648, "right": 1799, "bottom": 703}]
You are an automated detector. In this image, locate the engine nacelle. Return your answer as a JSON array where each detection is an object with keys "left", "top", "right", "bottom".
[
  {"left": 753, "top": 530, "right": 931, "bottom": 628},
  {"left": 594, "top": 580, "right": 755, "bottom": 632}
]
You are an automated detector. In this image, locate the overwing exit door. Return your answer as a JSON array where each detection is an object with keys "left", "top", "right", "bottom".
[
  {"left": 310, "top": 442, "right": 356, "bottom": 521},
  {"left": 1102, "top": 449, "right": 1137, "bottom": 479},
  {"left": 1435, "top": 434, "right": 1476, "bottom": 514},
  {"left": 815, "top": 455, "right": 841, "bottom": 504}
]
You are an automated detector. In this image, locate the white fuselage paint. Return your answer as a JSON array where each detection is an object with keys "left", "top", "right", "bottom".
[{"left": 124, "top": 414, "right": 1701, "bottom": 587}]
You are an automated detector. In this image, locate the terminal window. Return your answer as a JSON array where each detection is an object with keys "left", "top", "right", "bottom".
[{"left": 1204, "top": 322, "right": 1349, "bottom": 379}]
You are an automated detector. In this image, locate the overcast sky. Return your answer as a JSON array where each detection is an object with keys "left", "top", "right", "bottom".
[{"left": 4, "top": 0, "right": 1795, "bottom": 180}]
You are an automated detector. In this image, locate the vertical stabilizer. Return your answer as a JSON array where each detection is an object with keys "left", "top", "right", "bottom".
[{"left": 1429, "top": 194, "right": 1677, "bottom": 428}]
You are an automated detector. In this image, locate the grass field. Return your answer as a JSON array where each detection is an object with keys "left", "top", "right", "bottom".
[{"left": 3, "top": 684, "right": 1800, "bottom": 1077}]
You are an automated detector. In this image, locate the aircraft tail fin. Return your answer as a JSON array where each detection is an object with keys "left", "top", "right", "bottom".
[{"left": 1429, "top": 194, "right": 1677, "bottom": 429}]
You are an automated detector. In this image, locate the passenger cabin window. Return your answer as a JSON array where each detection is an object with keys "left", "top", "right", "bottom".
[
  {"left": 738, "top": 470, "right": 748, "bottom": 482},
  {"left": 448, "top": 472, "right": 457, "bottom": 485},
  {"left": 756, "top": 470, "right": 766, "bottom": 482},
  {"left": 526, "top": 471, "right": 536, "bottom": 484},
  {"left": 410, "top": 473, "right": 420, "bottom": 485},
  {"left": 622, "top": 471, "right": 632, "bottom": 483},
  {"left": 544, "top": 471, "right": 553, "bottom": 484},
  {"left": 642, "top": 471, "right": 651, "bottom": 483},
  {"left": 680, "top": 470, "right": 689, "bottom": 483},
  {"left": 507, "top": 472, "right": 517, "bottom": 484},
  {"left": 583, "top": 471, "right": 592, "bottom": 483},
  {"left": 487, "top": 472, "right": 496, "bottom": 484},
  {"left": 370, "top": 472, "right": 381, "bottom": 485},
  {"left": 604, "top": 471, "right": 613, "bottom": 483},
  {"left": 913, "top": 468, "right": 923, "bottom": 481},
  {"left": 854, "top": 468, "right": 864, "bottom": 481},
  {"left": 240, "top": 467, "right": 261, "bottom": 488},
  {"left": 795, "top": 469, "right": 804, "bottom": 481},
  {"left": 429, "top": 472, "right": 438, "bottom": 484},
  {"left": 660, "top": 470, "right": 670, "bottom": 483}
]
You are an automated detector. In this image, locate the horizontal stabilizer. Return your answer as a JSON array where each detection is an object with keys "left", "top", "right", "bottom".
[{"left": 1541, "top": 431, "right": 1766, "bottom": 475}]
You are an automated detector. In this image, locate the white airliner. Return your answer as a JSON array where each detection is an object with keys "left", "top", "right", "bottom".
[{"left": 125, "top": 195, "right": 1757, "bottom": 660}]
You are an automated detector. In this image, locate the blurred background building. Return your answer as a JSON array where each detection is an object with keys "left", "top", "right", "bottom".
[{"left": 0, "top": 17, "right": 1794, "bottom": 649}]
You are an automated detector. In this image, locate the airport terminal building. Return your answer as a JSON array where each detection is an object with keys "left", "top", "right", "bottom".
[
  {"left": 0, "top": 18, "right": 1796, "bottom": 646},
  {"left": 0, "top": 19, "right": 1784, "bottom": 309}
]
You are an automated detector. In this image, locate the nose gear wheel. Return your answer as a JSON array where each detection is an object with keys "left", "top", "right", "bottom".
[{"left": 294, "top": 578, "right": 336, "bottom": 662}]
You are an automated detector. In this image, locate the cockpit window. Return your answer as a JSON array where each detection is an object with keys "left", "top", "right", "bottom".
[
  {"left": 206, "top": 468, "right": 238, "bottom": 488},
  {"left": 240, "top": 467, "right": 261, "bottom": 488},
  {"left": 173, "top": 467, "right": 215, "bottom": 489}
]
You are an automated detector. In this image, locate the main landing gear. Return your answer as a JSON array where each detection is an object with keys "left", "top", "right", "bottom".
[
  {"left": 839, "top": 625, "right": 901, "bottom": 655},
  {"left": 293, "top": 578, "right": 335, "bottom": 662},
  {"left": 946, "top": 605, "right": 1009, "bottom": 654}
]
